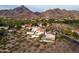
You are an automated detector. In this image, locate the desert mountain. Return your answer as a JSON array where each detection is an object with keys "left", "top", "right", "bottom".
[
  {"left": 0, "top": 5, "right": 37, "bottom": 19},
  {"left": 40, "top": 8, "right": 79, "bottom": 20},
  {"left": 0, "top": 6, "right": 79, "bottom": 20}
]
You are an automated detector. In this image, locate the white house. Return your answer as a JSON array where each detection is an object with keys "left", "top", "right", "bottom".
[
  {"left": 0, "top": 26, "right": 8, "bottom": 30},
  {"left": 27, "top": 32, "right": 34, "bottom": 35},
  {"left": 45, "top": 32, "right": 55, "bottom": 41},
  {"left": 27, "top": 26, "right": 45, "bottom": 38},
  {"left": 33, "top": 27, "right": 45, "bottom": 35},
  {"left": 26, "top": 26, "right": 56, "bottom": 42},
  {"left": 40, "top": 32, "right": 55, "bottom": 42},
  {"left": 22, "top": 24, "right": 32, "bottom": 30}
]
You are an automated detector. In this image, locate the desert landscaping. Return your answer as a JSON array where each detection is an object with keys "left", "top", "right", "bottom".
[{"left": 0, "top": 5, "right": 79, "bottom": 53}]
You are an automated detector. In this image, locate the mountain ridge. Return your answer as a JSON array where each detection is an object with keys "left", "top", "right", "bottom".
[{"left": 0, "top": 5, "right": 79, "bottom": 20}]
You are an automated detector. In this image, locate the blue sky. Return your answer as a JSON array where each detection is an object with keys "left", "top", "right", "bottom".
[{"left": 0, "top": 5, "right": 79, "bottom": 12}]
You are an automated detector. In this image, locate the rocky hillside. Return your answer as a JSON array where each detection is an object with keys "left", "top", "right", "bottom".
[
  {"left": 0, "top": 6, "right": 79, "bottom": 20},
  {"left": 0, "top": 5, "right": 38, "bottom": 19},
  {"left": 40, "top": 8, "right": 79, "bottom": 19}
]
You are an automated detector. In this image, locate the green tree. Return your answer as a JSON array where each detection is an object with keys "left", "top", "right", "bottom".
[{"left": 0, "top": 18, "right": 3, "bottom": 26}]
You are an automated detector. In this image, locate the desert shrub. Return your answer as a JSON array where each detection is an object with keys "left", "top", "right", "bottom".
[
  {"left": 71, "top": 32, "right": 79, "bottom": 39},
  {"left": 0, "top": 29, "right": 5, "bottom": 36},
  {"left": 0, "top": 19, "right": 3, "bottom": 26},
  {"left": 15, "top": 24, "right": 21, "bottom": 29},
  {"left": 0, "top": 35, "right": 7, "bottom": 46},
  {"left": 0, "top": 29, "right": 7, "bottom": 45}
]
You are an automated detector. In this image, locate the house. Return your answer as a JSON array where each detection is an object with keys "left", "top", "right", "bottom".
[
  {"left": 45, "top": 32, "right": 55, "bottom": 41},
  {"left": 8, "top": 29, "right": 17, "bottom": 33},
  {"left": 27, "top": 32, "right": 34, "bottom": 35},
  {"left": 22, "top": 25, "right": 25, "bottom": 28},
  {"left": 26, "top": 26, "right": 56, "bottom": 43},
  {"left": 32, "top": 27, "right": 45, "bottom": 38},
  {"left": 8, "top": 29, "right": 13, "bottom": 32},
  {"left": 27, "top": 26, "right": 45, "bottom": 38},
  {"left": 22, "top": 24, "right": 32, "bottom": 30},
  {"left": 0, "top": 26, "right": 8, "bottom": 30},
  {"left": 40, "top": 32, "right": 55, "bottom": 42},
  {"left": 31, "top": 35, "right": 39, "bottom": 38},
  {"left": 40, "top": 32, "right": 55, "bottom": 43},
  {"left": 32, "top": 27, "right": 45, "bottom": 35}
]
